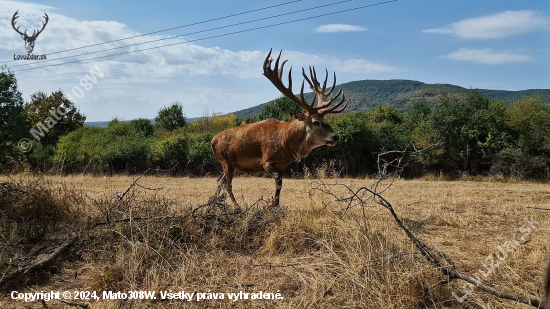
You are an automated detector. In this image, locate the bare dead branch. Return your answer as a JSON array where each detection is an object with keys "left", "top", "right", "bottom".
[
  {"left": 93, "top": 215, "right": 174, "bottom": 227},
  {"left": 252, "top": 263, "right": 299, "bottom": 268},
  {"left": 526, "top": 207, "right": 550, "bottom": 211},
  {"left": 56, "top": 298, "right": 89, "bottom": 308}
]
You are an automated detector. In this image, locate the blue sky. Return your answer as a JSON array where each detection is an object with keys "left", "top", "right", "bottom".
[{"left": 0, "top": 0, "right": 549, "bottom": 121}]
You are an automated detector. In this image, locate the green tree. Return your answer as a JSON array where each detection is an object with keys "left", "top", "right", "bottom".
[
  {"left": 154, "top": 102, "right": 186, "bottom": 132},
  {"left": 25, "top": 91, "right": 86, "bottom": 146},
  {"left": 429, "top": 93, "right": 510, "bottom": 174},
  {"left": 244, "top": 115, "right": 260, "bottom": 124},
  {"left": 506, "top": 95, "right": 550, "bottom": 153},
  {"left": 366, "top": 105, "right": 409, "bottom": 152},
  {"left": 258, "top": 96, "right": 303, "bottom": 121},
  {"left": 129, "top": 118, "right": 154, "bottom": 137},
  {"left": 367, "top": 105, "right": 403, "bottom": 124},
  {"left": 0, "top": 66, "right": 28, "bottom": 158},
  {"left": 186, "top": 113, "right": 239, "bottom": 134},
  {"left": 54, "top": 123, "right": 152, "bottom": 173}
]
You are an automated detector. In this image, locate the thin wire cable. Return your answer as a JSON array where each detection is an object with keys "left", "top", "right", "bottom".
[
  {"left": 15, "top": 0, "right": 399, "bottom": 73},
  {"left": 9, "top": 0, "right": 355, "bottom": 69},
  {"left": 1, "top": 0, "right": 307, "bottom": 64}
]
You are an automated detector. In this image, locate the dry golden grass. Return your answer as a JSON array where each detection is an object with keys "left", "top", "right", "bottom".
[{"left": 0, "top": 173, "right": 549, "bottom": 308}]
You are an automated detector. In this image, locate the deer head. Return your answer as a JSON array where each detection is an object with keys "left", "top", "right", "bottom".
[
  {"left": 12, "top": 11, "right": 49, "bottom": 54},
  {"left": 263, "top": 49, "right": 348, "bottom": 147}
]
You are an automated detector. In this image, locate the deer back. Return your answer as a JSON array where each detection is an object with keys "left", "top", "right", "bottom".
[{"left": 211, "top": 119, "right": 307, "bottom": 171}]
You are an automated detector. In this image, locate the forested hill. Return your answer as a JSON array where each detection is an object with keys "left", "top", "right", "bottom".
[{"left": 233, "top": 79, "right": 550, "bottom": 118}]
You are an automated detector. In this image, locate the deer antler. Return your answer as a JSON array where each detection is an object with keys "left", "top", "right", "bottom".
[
  {"left": 302, "top": 66, "right": 347, "bottom": 116},
  {"left": 263, "top": 49, "right": 317, "bottom": 115},
  {"left": 31, "top": 13, "right": 49, "bottom": 39},
  {"left": 11, "top": 11, "right": 26, "bottom": 37},
  {"left": 11, "top": 11, "right": 48, "bottom": 39},
  {"left": 263, "top": 49, "right": 348, "bottom": 116}
]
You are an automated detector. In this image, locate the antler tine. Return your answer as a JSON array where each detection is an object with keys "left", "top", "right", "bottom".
[
  {"left": 302, "top": 67, "right": 314, "bottom": 89},
  {"left": 310, "top": 66, "right": 321, "bottom": 90},
  {"left": 264, "top": 48, "right": 273, "bottom": 68},
  {"left": 274, "top": 50, "right": 282, "bottom": 72},
  {"left": 300, "top": 79, "right": 316, "bottom": 108},
  {"left": 321, "top": 69, "right": 329, "bottom": 93},
  {"left": 301, "top": 67, "right": 316, "bottom": 108},
  {"left": 287, "top": 66, "right": 293, "bottom": 92},
  {"left": 320, "top": 93, "right": 348, "bottom": 115},
  {"left": 325, "top": 71, "right": 337, "bottom": 97}
]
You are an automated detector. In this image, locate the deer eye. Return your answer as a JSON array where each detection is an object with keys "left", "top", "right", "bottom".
[{"left": 313, "top": 121, "right": 320, "bottom": 126}]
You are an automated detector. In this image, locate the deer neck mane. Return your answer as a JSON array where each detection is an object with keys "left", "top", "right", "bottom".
[{"left": 285, "top": 119, "right": 317, "bottom": 160}]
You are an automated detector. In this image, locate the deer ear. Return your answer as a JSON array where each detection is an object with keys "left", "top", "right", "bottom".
[{"left": 296, "top": 111, "right": 307, "bottom": 121}]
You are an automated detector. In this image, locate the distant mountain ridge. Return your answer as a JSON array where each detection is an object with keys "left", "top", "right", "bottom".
[
  {"left": 232, "top": 79, "right": 550, "bottom": 118},
  {"left": 85, "top": 117, "right": 200, "bottom": 127},
  {"left": 86, "top": 80, "right": 550, "bottom": 126}
]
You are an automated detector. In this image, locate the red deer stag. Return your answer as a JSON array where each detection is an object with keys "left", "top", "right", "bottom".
[{"left": 211, "top": 49, "right": 347, "bottom": 207}]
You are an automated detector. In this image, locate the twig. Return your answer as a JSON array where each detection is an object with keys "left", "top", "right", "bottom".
[
  {"left": 57, "top": 298, "right": 89, "bottom": 308},
  {"left": 527, "top": 207, "right": 550, "bottom": 211},
  {"left": 252, "top": 263, "right": 299, "bottom": 268},
  {"left": 94, "top": 215, "right": 174, "bottom": 227}
]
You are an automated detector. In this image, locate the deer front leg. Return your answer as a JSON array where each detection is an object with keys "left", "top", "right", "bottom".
[{"left": 264, "top": 163, "right": 283, "bottom": 206}]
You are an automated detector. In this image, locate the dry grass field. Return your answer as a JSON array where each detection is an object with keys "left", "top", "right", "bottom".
[{"left": 0, "top": 173, "right": 549, "bottom": 308}]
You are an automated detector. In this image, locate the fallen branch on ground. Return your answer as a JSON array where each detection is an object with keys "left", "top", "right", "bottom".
[{"left": 526, "top": 207, "right": 550, "bottom": 211}]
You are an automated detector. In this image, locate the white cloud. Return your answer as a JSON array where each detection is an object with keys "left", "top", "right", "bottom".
[
  {"left": 441, "top": 48, "right": 533, "bottom": 64},
  {"left": 423, "top": 10, "right": 550, "bottom": 39},
  {"left": 315, "top": 24, "right": 366, "bottom": 33},
  {"left": 275, "top": 51, "right": 399, "bottom": 74}
]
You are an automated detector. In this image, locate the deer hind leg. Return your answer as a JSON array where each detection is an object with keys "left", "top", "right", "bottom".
[
  {"left": 223, "top": 165, "right": 239, "bottom": 207},
  {"left": 264, "top": 163, "right": 283, "bottom": 206}
]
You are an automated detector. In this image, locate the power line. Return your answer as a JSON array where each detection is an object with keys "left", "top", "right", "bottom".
[
  {"left": 9, "top": 0, "right": 355, "bottom": 69},
  {"left": 14, "top": 0, "right": 399, "bottom": 73},
  {"left": 1, "top": 0, "right": 307, "bottom": 64}
]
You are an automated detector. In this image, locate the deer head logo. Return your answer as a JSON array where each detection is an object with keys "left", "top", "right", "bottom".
[{"left": 11, "top": 11, "right": 49, "bottom": 54}]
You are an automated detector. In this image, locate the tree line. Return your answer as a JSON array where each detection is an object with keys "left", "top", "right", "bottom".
[{"left": 1, "top": 67, "right": 549, "bottom": 179}]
